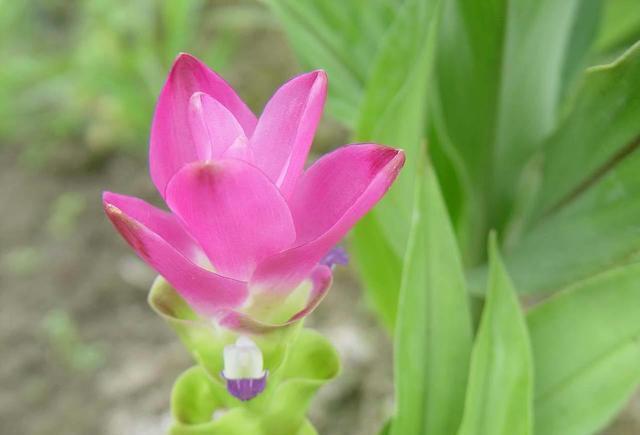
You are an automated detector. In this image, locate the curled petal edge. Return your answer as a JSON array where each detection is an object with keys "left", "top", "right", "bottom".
[{"left": 149, "top": 265, "right": 332, "bottom": 335}]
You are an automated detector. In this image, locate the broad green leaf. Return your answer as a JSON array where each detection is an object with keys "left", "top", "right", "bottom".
[
  {"left": 266, "top": 0, "right": 401, "bottom": 126},
  {"left": 468, "top": 43, "right": 640, "bottom": 296},
  {"left": 559, "top": 0, "right": 602, "bottom": 99},
  {"left": 457, "top": 236, "right": 533, "bottom": 435},
  {"left": 528, "top": 264, "right": 640, "bottom": 435},
  {"left": 356, "top": 0, "right": 437, "bottom": 241},
  {"left": 427, "top": 93, "right": 484, "bottom": 265},
  {"left": 536, "top": 41, "right": 640, "bottom": 215},
  {"left": 595, "top": 0, "right": 640, "bottom": 55},
  {"left": 350, "top": 214, "right": 402, "bottom": 331},
  {"left": 391, "top": 163, "right": 472, "bottom": 435},
  {"left": 352, "top": 0, "right": 440, "bottom": 330},
  {"left": 433, "top": 0, "right": 601, "bottom": 235},
  {"left": 469, "top": 147, "right": 640, "bottom": 296}
]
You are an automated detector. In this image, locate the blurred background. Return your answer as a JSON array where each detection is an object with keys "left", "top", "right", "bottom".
[{"left": 0, "top": 1, "right": 639, "bottom": 434}]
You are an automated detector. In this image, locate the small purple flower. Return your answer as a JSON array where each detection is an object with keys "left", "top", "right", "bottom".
[
  {"left": 320, "top": 246, "right": 349, "bottom": 269},
  {"left": 222, "top": 336, "right": 268, "bottom": 401},
  {"left": 222, "top": 374, "right": 268, "bottom": 402}
]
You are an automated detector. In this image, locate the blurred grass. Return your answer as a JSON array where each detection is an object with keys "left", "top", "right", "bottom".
[
  {"left": 42, "top": 309, "right": 105, "bottom": 373},
  {"left": 0, "top": 0, "right": 272, "bottom": 170}
]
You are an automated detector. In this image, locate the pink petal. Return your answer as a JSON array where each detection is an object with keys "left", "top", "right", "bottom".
[
  {"left": 188, "top": 92, "right": 247, "bottom": 160},
  {"left": 165, "top": 160, "right": 296, "bottom": 281},
  {"left": 150, "top": 53, "right": 256, "bottom": 196},
  {"left": 218, "top": 265, "right": 333, "bottom": 333},
  {"left": 102, "top": 196, "right": 248, "bottom": 316},
  {"left": 249, "top": 70, "right": 327, "bottom": 197},
  {"left": 223, "top": 136, "right": 254, "bottom": 162},
  {"left": 251, "top": 144, "right": 405, "bottom": 291},
  {"left": 102, "top": 191, "right": 202, "bottom": 263}
]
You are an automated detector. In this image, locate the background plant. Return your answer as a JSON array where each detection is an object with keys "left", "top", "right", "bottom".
[
  {"left": 0, "top": 0, "right": 266, "bottom": 168},
  {"left": 268, "top": 0, "right": 640, "bottom": 433}
]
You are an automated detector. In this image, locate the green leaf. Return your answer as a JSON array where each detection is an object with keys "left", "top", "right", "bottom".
[
  {"left": 265, "top": 0, "right": 401, "bottom": 126},
  {"left": 391, "top": 163, "right": 473, "bottom": 435},
  {"left": 433, "top": 0, "right": 601, "bottom": 235},
  {"left": 469, "top": 146, "right": 640, "bottom": 296},
  {"left": 427, "top": 93, "right": 483, "bottom": 265},
  {"left": 351, "top": 0, "right": 440, "bottom": 330},
  {"left": 528, "top": 264, "right": 640, "bottom": 435},
  {"left": 595, "top": 0, "right": 640, "bottom": 55},
  {"left": 457, "top": 235, "right": 533, "bottom": 435},
  {"left": 468, "top": 43, "right": 640, "bottom": 296},
  {"left": 349, "top": 213, "right": 402, "bottom": 331},
  {"left": 535, "top": 41, "right": 640, "bottom": 215},
  {"left": 560, "top": 0, "right": 602, "bottom": 92},
  {"left": 356, "top": 0, "right": 438, "bottom": 245}
]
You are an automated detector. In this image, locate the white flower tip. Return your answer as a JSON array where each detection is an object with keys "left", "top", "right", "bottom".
[
  {"left": 236, "top": 335, "right": 255, "bottom": 347},
  {"left": 222, "top": 335, "right": 265, "bottom": 380}
]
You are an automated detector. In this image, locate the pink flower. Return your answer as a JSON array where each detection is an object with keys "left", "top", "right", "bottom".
[{"left": 103, "top": 53, "right": 404, "bottom": 331}]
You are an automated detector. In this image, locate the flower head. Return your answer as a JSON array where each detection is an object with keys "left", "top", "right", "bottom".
[
  {"left": 103, "top": 53, "right": 404, "bottom": 331},
  {"left": 221, "top": 336, "right": 268, "bottom": 401}
]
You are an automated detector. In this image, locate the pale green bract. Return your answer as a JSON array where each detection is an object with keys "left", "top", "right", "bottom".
[{"left": 149, "top": 278, "right": 339, "bottom": 435}]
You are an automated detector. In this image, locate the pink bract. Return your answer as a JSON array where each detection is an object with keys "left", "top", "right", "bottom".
[{"left": 103, "top": 53, "right": 405, "bottom": 330}]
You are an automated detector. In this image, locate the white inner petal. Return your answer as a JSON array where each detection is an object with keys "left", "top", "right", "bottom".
[{"left": 223, "top": 335, "right": 264, "bottom": 379}]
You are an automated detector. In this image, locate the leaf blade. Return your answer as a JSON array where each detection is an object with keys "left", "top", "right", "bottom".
[
  {"left": 391, "top": 163, "right": 473, "bottom": 435},
  {"left": 457, "top": 236, "right": 533, "bottom": 435},
  {"left": 469, "top": 147, "right": 640, "bottom": 296},
  {"left": 433, "top": 0, "right": 601, "bottom": 235},
  {"left": 528, "top": 264, "right": 640, "bottom": 435},
  {"left": 266, "top": 0, "right": 401, "bottom": 126},
  {"left": 351, "top": 0, "right": 440, "bottom": 329},
  {"left": 536, "top": 41, "right": 640, "bottom": 215}
]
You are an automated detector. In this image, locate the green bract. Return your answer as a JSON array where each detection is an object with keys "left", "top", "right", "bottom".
[{"left": 149, "top": 277, "right": 340, "bottom": 435}]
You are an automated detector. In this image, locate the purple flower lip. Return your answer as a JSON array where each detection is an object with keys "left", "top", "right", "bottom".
[
  {"left": 320, "top": 246, "right": 349, "bottom": 269},
  {"left": 221, "top": 371, "right": 268, "bottom": 401}
]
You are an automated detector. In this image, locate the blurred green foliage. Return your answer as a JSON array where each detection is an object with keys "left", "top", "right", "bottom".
[
  {"left": 269, "top": 0, "right": 640, "bottom": 434},
  {"left": 47, "top": 192, "right": 87, "bottom": 238},
  {"left": 42, "top": 309, "right": 105, "bottom": 372},
  {"left": 0, "top": 0, "right": 267, "bottom": 169},
  {"left": 3, "top": 245, "right": 42, "bottom": 276}
]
